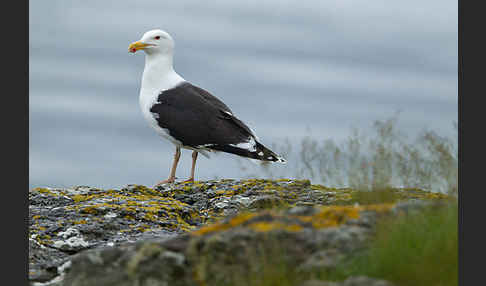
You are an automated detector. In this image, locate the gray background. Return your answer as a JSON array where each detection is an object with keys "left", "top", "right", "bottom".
[{"left": 29, "top": 0, "right": 457, "bottom": 189}]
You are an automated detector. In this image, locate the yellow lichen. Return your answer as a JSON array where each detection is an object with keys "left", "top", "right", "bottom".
[
  {"left": 33, "top": 187, "right": 56, "bottom": 196},
  {"left": 248, "top": 221, "right": 303, "bottom": 232},
  {"left": 124, "top": 214, "right": 135, "bottom": 220},
  {"left": 143, "top": 212, "right": 157, "bottom": 221},
  {"left": 297, "top": 205, "right": 361, "bottom": 228},
  {"left": 192, "top": 202, "right": 398, "bottom": 236},
  {"left": 360, "top": 203, "right": 395, "bottom": 213},
  {"left": 192, "top": 212, "right": 257, "bottom": 236},
  {"left": 71, "top": 194, "right": 94, "bottom": 203},
  {"left": 73, "top": 219, "right": 88, "bottom": 225}
]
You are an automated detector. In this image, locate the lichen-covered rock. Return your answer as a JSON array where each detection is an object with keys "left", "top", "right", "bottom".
[
  {"left": 298, "top": 249, "right": 345, "bottom": 273},
  {"left": 184, "top": 203, "right": 397, "bottom": 285},
  {"left": 55, "top": 201, "right": 439, "bottom": 286},
  {"left": 29, "top": 185, "right": 193, "bottom": 284},
  {"left": 29, "top": 239, "right": 69, "bottom": 283},
  {"left": 29, "top": 179, "right": 452, "bottom": 285},
  {"left": 60, "top": 240, "right": 193, "bottom": 286}
]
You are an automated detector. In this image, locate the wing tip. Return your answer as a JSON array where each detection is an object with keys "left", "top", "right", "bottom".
[{"left": 275, "top": 156, "right": 287, "bottom": 164}]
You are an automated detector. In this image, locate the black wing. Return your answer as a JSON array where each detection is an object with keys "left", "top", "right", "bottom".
[
  {"left": 150, "top": 82, "right": 254, "bottom": 147},
  {"left": 187, "top": 84, "right": 233, "bottom": 114},
  {"left": 185, "top": 84, "right": 256, "bottom": 137}
]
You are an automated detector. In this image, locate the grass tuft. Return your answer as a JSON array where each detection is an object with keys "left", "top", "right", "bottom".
[
  {"left": 321, "top": 202, "right": 458, "bottom": 286},
  {"left": 238, "top": 115, "right": 458, "bottom": 195},
  {"left": 192, "top": 203, "right": 457, "bottom": 286}
]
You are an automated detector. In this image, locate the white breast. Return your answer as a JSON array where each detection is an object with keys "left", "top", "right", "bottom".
[{"left": 139, "top": 66, "right": 185, "bottom": 147}]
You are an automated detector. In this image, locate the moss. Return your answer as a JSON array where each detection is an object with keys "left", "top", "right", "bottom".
[
  {"left": 319, "top": 186, "right": 454, "bottom": 206},
  {"left": 351, "top": 188, "right": 400, "bottom": 205},
  {"left": 287, "top": 179, "right": 311, "bottom": 187},
  {"left": 399, "top": 189, "right": 451, "bottom": 200}
]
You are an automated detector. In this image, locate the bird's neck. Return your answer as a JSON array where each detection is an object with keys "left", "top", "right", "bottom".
[{"left": 141, "top": 53, "right": 184, "bottom": 93}]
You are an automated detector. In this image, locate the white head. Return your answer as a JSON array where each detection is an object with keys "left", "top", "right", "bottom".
[{"left": 128, "top": 29, "right": 175, "bottom": 56}]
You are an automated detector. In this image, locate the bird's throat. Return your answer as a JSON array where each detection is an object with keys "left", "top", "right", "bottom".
[{"left": 141, "top": 54, "right": 184, "bottom": 93}]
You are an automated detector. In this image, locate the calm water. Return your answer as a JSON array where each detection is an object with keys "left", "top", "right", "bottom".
[{"left": 29, "top": 0, "right": 457, "bottom": 189}]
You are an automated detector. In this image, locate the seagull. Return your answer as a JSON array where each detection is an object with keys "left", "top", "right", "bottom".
[{"left": 128, "top": 29, "right": 286, "bottom": 186}]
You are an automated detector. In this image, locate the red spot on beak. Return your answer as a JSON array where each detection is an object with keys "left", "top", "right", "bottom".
[{"left": 130, "top": 48, "right": 137, "bottom": 53}]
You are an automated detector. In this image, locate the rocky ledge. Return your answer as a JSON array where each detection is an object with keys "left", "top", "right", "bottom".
[{"left": 29, "top": 179, "right": 453, "bottom": 286}]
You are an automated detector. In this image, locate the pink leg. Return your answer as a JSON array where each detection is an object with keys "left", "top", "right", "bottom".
[
  {"left": 155, "top": 147, "right": 181, "bottom": 186},
  {"left": 184, "top": 151, "right": 198, "bottom": 182}
]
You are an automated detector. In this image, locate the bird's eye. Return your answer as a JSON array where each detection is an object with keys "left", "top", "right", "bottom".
[{"left": 155, "top": 36, "right": 160, "bottom": 40}]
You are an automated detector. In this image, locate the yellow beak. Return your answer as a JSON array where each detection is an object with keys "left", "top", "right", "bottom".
[{"left": 128, "top": 41, "right": 151, "bottom": 53}]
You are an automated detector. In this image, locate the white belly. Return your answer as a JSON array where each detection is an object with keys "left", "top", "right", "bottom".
[{"left": 139, "top": 89, "right": 183, "bottom": 147}]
